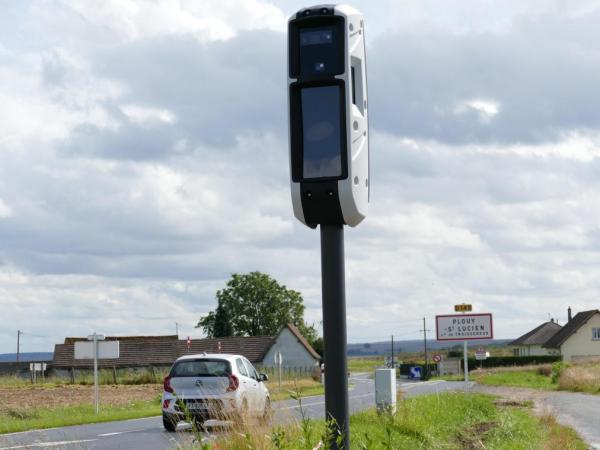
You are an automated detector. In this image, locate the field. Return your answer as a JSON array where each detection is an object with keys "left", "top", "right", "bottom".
[{"left": 0, "top": 372, "right": 323, "bottom": 433}]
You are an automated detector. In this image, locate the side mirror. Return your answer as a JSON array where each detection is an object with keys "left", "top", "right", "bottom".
[{"left": 259, "top": 373, "right": 269, "bottom": 382}]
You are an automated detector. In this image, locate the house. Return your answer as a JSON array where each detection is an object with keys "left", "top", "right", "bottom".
[
  {"left": 509, "top": 320, "right": 562, "bottom": 356},
  {"left": 52, "top": 324, "right": 320, "bottom": 372},
  {"left": 544, "top": 308, "right": 600, "bottom": 362}
]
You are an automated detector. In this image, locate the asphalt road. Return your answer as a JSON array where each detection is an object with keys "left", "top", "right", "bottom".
[{"left": 0, "top": 375, "right": 470, "bottom": 450}]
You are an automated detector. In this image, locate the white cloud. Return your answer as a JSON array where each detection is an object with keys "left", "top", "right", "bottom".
[
  {"left": 454, "top": 99, "right": 501, "bottom": 124},
  {"left": 0, "top": 199, "right": 13, "bottom": 218},
  {"left": 121, "top": 104, "right": 176, "bottom": 124}
]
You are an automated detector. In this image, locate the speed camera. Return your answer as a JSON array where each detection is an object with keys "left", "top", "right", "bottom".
[{"left": 288, "top": 4, "right": 369, "bottom": 228}]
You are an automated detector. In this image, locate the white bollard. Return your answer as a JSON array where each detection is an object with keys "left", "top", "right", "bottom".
[{"left": 375, "top": 368, "right": 397, "bottom": 414}]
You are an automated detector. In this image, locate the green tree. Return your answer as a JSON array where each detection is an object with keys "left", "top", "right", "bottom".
[{"left": 196, "top": 272, "right": 319, "bottom": 346}]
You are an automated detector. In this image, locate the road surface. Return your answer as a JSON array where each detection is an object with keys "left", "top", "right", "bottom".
[{"left": 0, "top": 375, "right": 468, "bottom": 450}]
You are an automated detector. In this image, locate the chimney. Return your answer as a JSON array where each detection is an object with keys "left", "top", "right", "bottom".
[
  {"left": 568, "top": 306, "right": 572, "bottom": 322},
  {"left": 550, "top": 318, "right": 554, "bottom": 323}
]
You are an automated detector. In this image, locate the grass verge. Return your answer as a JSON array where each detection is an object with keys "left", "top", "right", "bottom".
[
  {"left": 0, "top": 400, "right": 161, "bottom": 434},
  {"left": 475, "top": 369, "right": 558, "bottom": 390},
  {"left": 347, "top": 356, "right": 384, "bottom": 373},
  {"left": 191, "top": 392, "right": 587, "bottom": 449},
  {"left": 268, "top": 378, "right": 324, "bottom": 401}
]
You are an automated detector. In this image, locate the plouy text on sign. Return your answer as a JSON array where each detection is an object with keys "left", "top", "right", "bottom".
[{"left": 436, "top": 313, "right": 493, "bottom": 341}]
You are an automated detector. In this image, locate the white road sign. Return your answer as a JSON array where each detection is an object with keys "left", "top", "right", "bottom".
[
  {"left": 436, "top": 313, "right": 493, "bottom": 341},
  {"left": 74, "top": 340, "right": 120, "bottom": 359},
  {"left": 29, "top": 363, "right": 47, "bottom": 371}
]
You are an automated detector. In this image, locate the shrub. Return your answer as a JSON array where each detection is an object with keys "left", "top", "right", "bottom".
[{"left": 551, "top": 362, "right": 569, "bottom": 384}]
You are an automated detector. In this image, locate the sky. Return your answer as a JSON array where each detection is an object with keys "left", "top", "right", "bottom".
[{"left": 2, "top": 0, "right": 600, "bottom": 353}]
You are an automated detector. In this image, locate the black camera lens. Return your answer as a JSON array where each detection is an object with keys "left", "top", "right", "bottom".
[{"left": 321, "top": 8, "right": 329, "bottom": 14}]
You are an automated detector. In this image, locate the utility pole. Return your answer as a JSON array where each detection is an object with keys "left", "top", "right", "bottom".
[
  {"left": 175, "top": 322, "right": 179, "bottom": 338},
  {"left": 423, "top": 318, "right": 428, "bottom": 380},
  {"left": 391, "top": 335, "right": 394, "bottom": 368},
  {"left": 419, "top": 319, "right": 431, "bottom": 380},
  {"left": 16, "top": 330, "right": 21, "bottom": 362}
]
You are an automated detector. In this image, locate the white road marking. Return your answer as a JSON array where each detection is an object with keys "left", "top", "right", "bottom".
[
  {"left": 399, "top": 380, "right": 444, "bottom": 390},
  {"left": 0, "top": 439, "right": 98, "bottom": 449},
  {"left": 279, "top": 393, "right": 373, "bottom": 410}
]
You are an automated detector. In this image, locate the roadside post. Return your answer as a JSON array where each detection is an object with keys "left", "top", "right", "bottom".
[
  {"left": 475, "top": 347, "right": 489, "bottom": 369},
  {"left": 436, "top": 309, "right": 493, "bottom": 384},
  {"left": 274, "top": 351, "right": 283, "bottom": 390},
  {"left": 287, "top": 5, "right": 370, "bottom": 448},
  {"left": 74, "top": 333, "right": 120, "bottom": 414}
]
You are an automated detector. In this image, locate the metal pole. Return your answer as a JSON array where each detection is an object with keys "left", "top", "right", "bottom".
[
  {"left": 463, "top": 340, "right": 468, "bottom": 383},
  {"left": 93, "top": 333, "right": 99, "bottom": 414},
  {"left": 391, "top": 335, "right": 394, "bottom": 368},
  {"left": 423, "top": 318, "right": 428, "bottom": 380},
  {"left": 320, "top": 224, "right": 349, "bottom": 450},
  {"left": 16, "top": 330, "right": 20, "bottom": 363}
]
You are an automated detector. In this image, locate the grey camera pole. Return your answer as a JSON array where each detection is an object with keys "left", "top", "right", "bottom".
[{"left": 320, "top": 224, "right": 349, "bottom": 449}]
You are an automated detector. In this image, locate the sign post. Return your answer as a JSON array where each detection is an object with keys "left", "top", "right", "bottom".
[
  {"left": 274, "top": 351, "right": 283, "bottom": 390},
  {"left": 436, "top": 313, "right": 493, "bottom": 383},
  {"left": 74, "top": 334, "right": 119, "bottom": 414}
]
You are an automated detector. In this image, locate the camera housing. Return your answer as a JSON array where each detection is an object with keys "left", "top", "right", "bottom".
[{"left": 288, "top": 4, "right": 369, "bottom": 228}]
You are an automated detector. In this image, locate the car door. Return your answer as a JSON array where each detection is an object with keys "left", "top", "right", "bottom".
[
  {"left": 242, "top": 358, "right": 262, "bottom": 413},
  {"left": 235, "top": 358, "right": 255, "bottom": 411}
]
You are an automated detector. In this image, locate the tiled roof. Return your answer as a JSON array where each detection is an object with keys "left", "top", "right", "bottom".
[
  {"left": 509, "top": 321, "right": 562, "bottom": 346},
  {"left": 177, "top": 335, "right": 275, "bottom": 363},
  {"left": 544, "top": 310, "right": 600, "bottom": 349},
  {"left": 53, "top": 336, "right": 179, "bottom": 368}
]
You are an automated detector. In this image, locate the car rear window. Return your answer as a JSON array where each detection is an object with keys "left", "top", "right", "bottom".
[{"left": 170, "top": 359, "right": 231, "bottom": 377}]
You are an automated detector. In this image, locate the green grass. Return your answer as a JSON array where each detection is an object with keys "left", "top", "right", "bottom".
[
  {"left": 0, "top": 399, "right": 161, "bottom": 434},
  {"left": 347, "top": 356, "right": 384, "bottom": 373},
  {"left": 200, "top": 392, "right": 587, "bottom": 449},
  {"left": 475, "top": 370, "right": 558, "bottom": 390},
  {"left": 0, "top": 369, "right": 169, "bottom": 388}
]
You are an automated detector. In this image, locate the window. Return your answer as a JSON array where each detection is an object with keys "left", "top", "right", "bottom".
[
  {"left": 592, "top": 327, "right": 600, "bottom": 340},
  {"left": 236, "top": 358, "right": 249, "bottom": 377},
  {"left": 171, "top": 359, "right": 231, "bottom": 377},
  {"left": 243, "top": 359, "right": 259, "bottom": 380}
]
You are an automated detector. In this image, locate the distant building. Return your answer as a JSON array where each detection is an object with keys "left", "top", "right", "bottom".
[
  {"left": 52, "top": 323, "right": 320, "bottom": 372},
  {"left": 509, "top": 320, "right": 562, "bottom": 356},
  {"left": 544, "top": 309, "right": 600, "bottom": 362}
]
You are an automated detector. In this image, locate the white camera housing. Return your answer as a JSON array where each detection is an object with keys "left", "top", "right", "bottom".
[{"left": 288, "top": 4, "right": 369, "bottom": 228}]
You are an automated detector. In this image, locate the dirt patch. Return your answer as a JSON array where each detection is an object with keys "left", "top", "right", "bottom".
[
  {"left": 456, "top": 421, "right": 498, "bottom": 449},
  {"left": 494, "top": 399, "right": 532, "bottom": 408},
  {"left": 0, "top": 384, "right": 162, "bottom": 411}
]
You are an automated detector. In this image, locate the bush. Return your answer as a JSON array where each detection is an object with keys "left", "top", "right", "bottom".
[{"left": 551, "top": 362, "right": 569, "bottom": 384}]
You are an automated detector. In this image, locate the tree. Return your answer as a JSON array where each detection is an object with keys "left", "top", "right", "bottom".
[{"left": 196, "top": 272, "right": 318, "bottom": 343}]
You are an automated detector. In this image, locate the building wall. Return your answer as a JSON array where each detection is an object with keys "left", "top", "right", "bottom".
[
  {"left": 261, "top": 327, "right": 318, "bottom": 368},
  {"left": 560, "top": 313, "right": 600, "bottom": 362},
  {"left": 513, "top": 345, "right": 557, "bottom": 356}
]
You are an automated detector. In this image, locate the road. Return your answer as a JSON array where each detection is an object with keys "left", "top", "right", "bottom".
[{"left": 0, "top": 375, "right": 469, "bottom": 450}]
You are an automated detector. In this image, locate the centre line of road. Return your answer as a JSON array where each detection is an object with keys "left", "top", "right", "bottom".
[{"left": 0, "top": 439, "right": 98, "bottom": 449}]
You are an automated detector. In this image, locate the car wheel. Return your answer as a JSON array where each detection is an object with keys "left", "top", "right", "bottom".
[
  {"left": 238, "top": 398, "right": 249, "bottom": 426},
  {"left": 162, "top": 412, "right": 177, "bottom": 432},
  {"left": 260, "top": 397, "right": 272, "bottom": 425}
]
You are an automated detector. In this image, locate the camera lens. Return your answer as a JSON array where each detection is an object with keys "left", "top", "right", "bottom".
[{"left": 321, "top": 8, "right": 328, "bottom": 14}]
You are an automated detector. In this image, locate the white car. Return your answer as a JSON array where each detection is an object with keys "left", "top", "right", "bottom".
[{"left": 161, "top": 353, "right": 271, "bottom": 432}]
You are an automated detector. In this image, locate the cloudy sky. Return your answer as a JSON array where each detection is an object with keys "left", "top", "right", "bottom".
[{"left": 2, "top": 0, "right": 600, "bottom": 354}]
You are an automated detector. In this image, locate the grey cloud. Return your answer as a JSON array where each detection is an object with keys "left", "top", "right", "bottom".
[{"left": 369, "top": 12, "right": 600, "bottom": 144}]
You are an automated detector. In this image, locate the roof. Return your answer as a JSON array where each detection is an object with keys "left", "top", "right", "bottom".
[
  {"left": 52, "top": 324, "right": 320, "bottom": 368},
  {"left": 175, "top": 353, "right": 239, "bottom": 362},
  {"left": 285, "top": 323, "right": 321, "bottom": 360},
  {"left": 544, "top": 310, "right": 600, "bottom": 349},
  {"left": 177, "top": 336, "right": 275, "bottom": 363},
  {"left": 509, "top": 321, "right": 562, "bottom": 346},
  {"left": 53, "top": 335, "right": 179, "bottom": 368}
]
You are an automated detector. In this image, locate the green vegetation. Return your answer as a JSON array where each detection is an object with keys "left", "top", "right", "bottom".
[
  {"left": 192, "top": 392, "right": 586, "bottom": 449},
  {"left": 475, "top": 369, "right": 558, "bottom": 390},
  {"left": 347, "top": 356, "right": 384, "bottom": 373},
  {"left": 0, "top": 399, "right": 160, "bottom": 434},
  {"left": 268, "top": 378, "right": 325, "bottom": 401}
]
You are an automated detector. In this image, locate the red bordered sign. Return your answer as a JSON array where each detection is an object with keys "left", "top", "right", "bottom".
[{"left": 436, "top": 313, "right": 493, "bottom": 341}]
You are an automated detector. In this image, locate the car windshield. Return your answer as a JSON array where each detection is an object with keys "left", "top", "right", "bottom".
[{"left": 171, "top": 359, "right": 231, "bottom": 377}]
